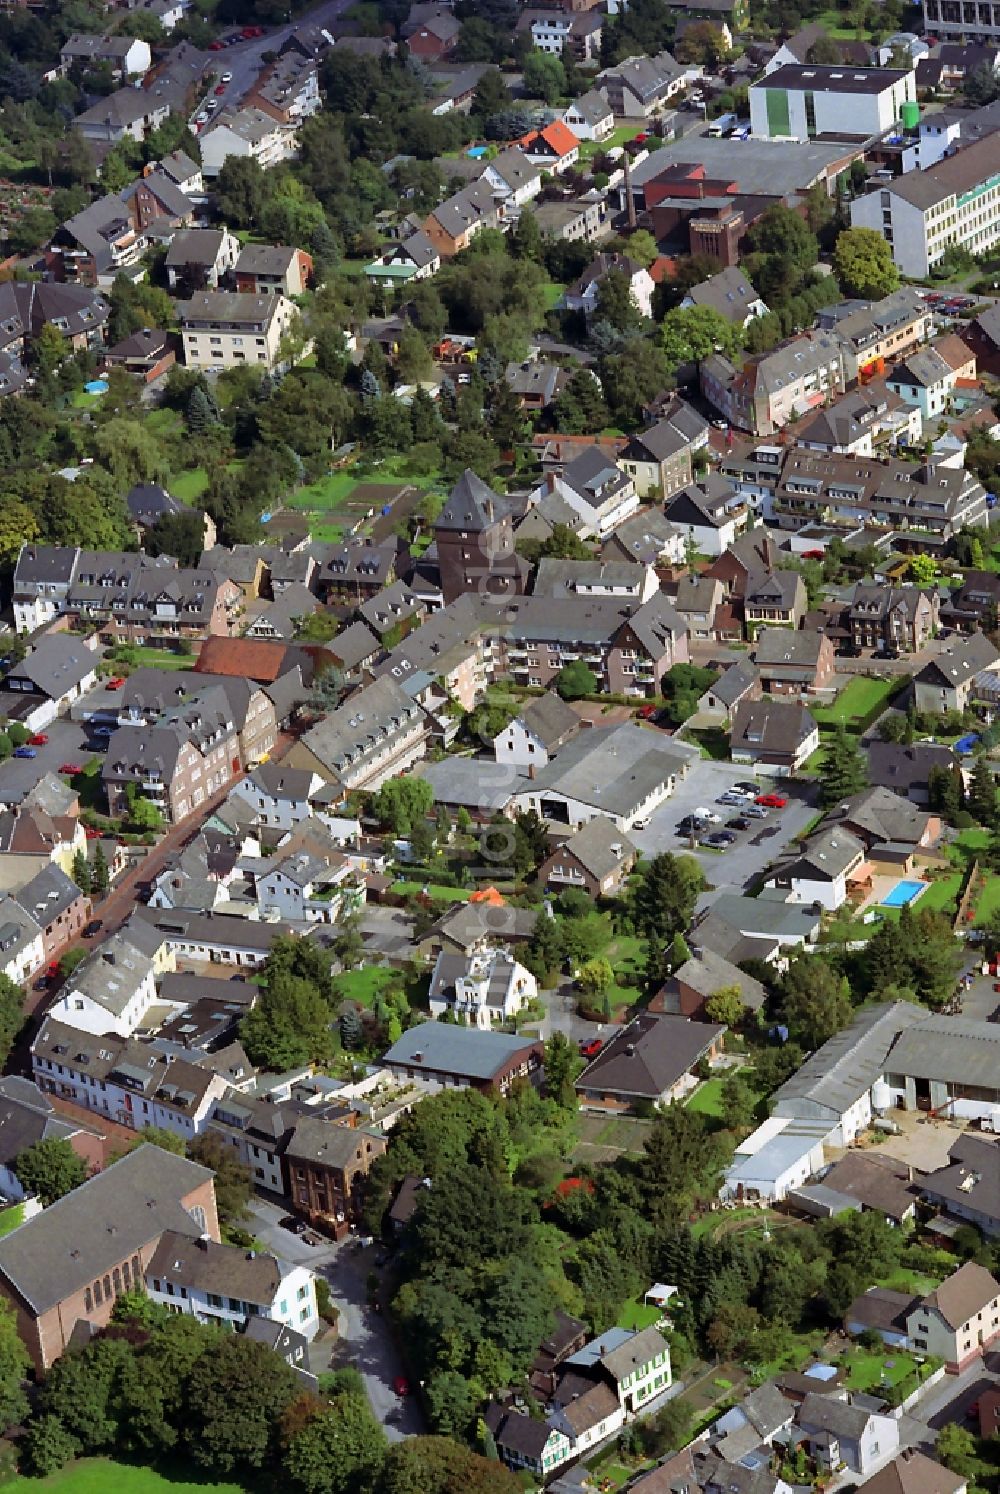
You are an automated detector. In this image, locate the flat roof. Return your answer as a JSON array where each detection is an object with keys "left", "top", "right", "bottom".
[
  {"left": 758, "top": 63, "right": 910, "bottom": 93},
  {"left": 630, "top": 135, "right": 854, "bottom": 197}
]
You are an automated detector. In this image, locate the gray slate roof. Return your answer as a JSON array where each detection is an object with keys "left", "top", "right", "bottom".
[{"left": 383, "top": 1022, "right": 540, "bottom": 1080}]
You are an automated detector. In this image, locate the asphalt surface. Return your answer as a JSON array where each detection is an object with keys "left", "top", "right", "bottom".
[
  {"left": 628, "top": 756, "right": 818, "bottom": 895},
  {"left": 248, "top": 1198, "right": 423, "bottom": 1440},
  {"left": 192, "top": 0, "right": 352, "bottom": 124}
]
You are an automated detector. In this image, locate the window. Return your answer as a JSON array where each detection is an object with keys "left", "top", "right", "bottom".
[{"left": 84, "top": 1288, "right": 93, "bottom": 1312}]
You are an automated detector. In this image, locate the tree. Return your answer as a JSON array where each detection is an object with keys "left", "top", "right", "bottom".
[
  {"left": 409, "top": 815, "right": 435, "bottom": 864},
  {"left": 909, "top": 553, "right": 938, "bottom": 586},
  {"left": 833, "top": 227, "right": 900, "bottom": 299},
  {"left": 935, "top": 1424, "right": 978, "bottom": 1482},
  {"left": 372, "top": 778, "right": 434, "bottom": 835},
  {"left": 92, "top": 842, "right": 110, "bottom": 897},
  {"left": 72, "top": 849, "right": 92, "bottom": 894},
  {"left": 127, "top": 795, "right": 165, "bottom": 833},
  {"left": 578, "top": 957, "right": 613, "bottom": 995},
  {"left": 818, "top": 725, "right": 869, "bottom": 808},
  {"left": 595, "top": 268, "right": 648, "bottom": 334},
  {"left": 524, "top": 910, "right": 565, "bottom": 983},
  {"left": 660, "top": 306, "right": 739, "bottom": 377},
  {"left": 522, "top": 49, "right": 565, "bottom": 104},
  {"left": 0, "top": 1299, "right": 28, "bottom": 1432},
  {"left": 186, "top": 1335, "right": 300, "bottom": 1474},
  {"left": 285, "top": 1395, "right": 387, "bottom": 1494},
  {"left": 631, "top": 853, "right": 703, "bottom": 960},
  {"left": 720, "top": 1072, "right": 756, "bottom": 1130},
  {"left": 381, "top": 1437, "right": 520, "bottom": 1494},
  {"left": 186, "top": 386, "right": 217, "bottom": 435},
  {"left": 544, "top": 1032, "right": 580, "bottom": 1108},
  {"left": 15, "top": 1138, "right": 87, "bottom": 1205},
  {"left": 240, "top": 975, "right": 333, "bottom": 1069},
  {"left": 424, "top": 1371, "right": 482, "bottom": 1440},
  {"left": 555, "top": 660, "right": 597, "bottom": 700},
  {"left": 510, "top": 207, "right": 543, "bottom": 263},
  {"left": 188, "top": 1133, "right": 251, "bottom": 1224},
  {"left": 779, "top": 956, "right": 852, "bottom": 1049},
  {"left": 551, "top": 367, "right": 609, "bottom": 434},
  {"left": 704, "top": 985, "right": 746, "bottom": 1028},
  {"left": 130, "top": 1126, "right": 185, "bottom": 1156},
  {"left": 24, "top": 1414, "right": 80, "bottom": 1476},
  {"left": 967, "top": 755, "right": 997, "bottom": 827},
  {"left": 707, "top": 1300, "right": 760, "bottom": 1359}
]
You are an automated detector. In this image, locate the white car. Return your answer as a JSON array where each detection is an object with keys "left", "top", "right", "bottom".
[
  {"left": 221, "top": 70, "right": 233, "bottom": 82},
  {"left": 694, "top": 807, "right": 721, "bottom": 824},
  {"left": 195, "top": 111, "right": 209, "bottom": 124}
]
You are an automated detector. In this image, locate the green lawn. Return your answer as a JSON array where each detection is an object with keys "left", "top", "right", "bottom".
[
  {"left": 812, "top": 675, "right": 898, "bottom": 729},
  {"left": 69, "top": 389, "right": 103, "bottom": 411},
  {"left": 687, "top": 1077, "right": 726, "bottom": 1118},
  {"left": 170, "top": 468, "right": 209, "bottom": 503},
  {"left": 688, "top": 727, "right": 731, "bottom": 760},
  {"left": 840, "top": 1347, "right": 925, "bottom": 1394},
  {"left": 10, "top": 1458, "right": 246, "bottom": 1494},
  {"left": 390, "top": 881, "right": 472, "bottom": 901},
  {"left": 876, "top": 1266, "right": 942, "bottom": 1295},
  {"left": 122, "top": 647, "right": 197, "bottom": 671},
  {"left": 617, "top": 1296, "right": 663, "bottom": 1332},
  {"left": 541, "top": 281, "right": 564, "bottom": 311},
  {"left": 285, "top": 471, "right": 358, "bottom": 512},
  {"left": 332, "top": 966, "right": 398, "bottom": 1007},
  {"left": 0, "top": 1203, "right": 23, "bottom": 1238}
]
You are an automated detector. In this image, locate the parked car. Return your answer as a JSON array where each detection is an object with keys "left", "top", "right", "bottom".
[
  {"left": 837, "top": 643, "right": 862, "bottom": 658},
  {"left": 93, "top": 724, "right": 115, "bottom": 738},
  {"left": 393, "top": 1377, "right": 411, "bottom": 1397},
  {"left": 702, "top": 831, "right": 736, "bottom": 848},
  {"left": 874, "top": 645, "right": 901, "bottom": 660},
  {"left": 579, "top": 1038, "right": 603, "bottom": 1058},
  {"left": 732, "top": 782, "right": 759, "bottom": 796},
  {"left": 694, "top": 807, "right": 721, "bottom": 823},
  {"left": 59, "top": 762, "right": 83, "bottom": 775},
  {"left": 756, "top": 792, "right": 788, "bottom": 809},
  {"left": 636, "top": 704, "right": 657, "bottom": 720},
  {"left": 28, "top": 733, "right": 48, "bottom": 746},
  {"left": 676, "top": 816, "right": 707, "bottom": 835},
  {"left": 717, "top": 791, "right": 745, "bottom": 806},
  {"left": 221, "top": 70, "right": 233, "bottom": 81},
  {"left": 214, "top": 83, "right": 226, "bottom": 94},
  {"left": 743, "top": 804, "right": 768, "bottom": 819},
  {"left": 14, "top": 746, "right": 36, "bottom": 758},
  {"left": 84, "top": 827, "right": 103, "bottom": 840},
  {"left": 83, "top": 920, "right": 103, "bottom": 938},
  {"left": 727, "top": 816, "right": 752, "bottom": 831},
  {"left": 279, "top": 1216, "right": 306, "bottom": 1234}
]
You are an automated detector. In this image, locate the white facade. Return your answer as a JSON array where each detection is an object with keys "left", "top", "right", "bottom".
[
  {"left": 494, "top": 716, "right": 559, "bottom": 769},
  {"left": 544, "top": 471, "right": 641, "bottom": 539},
  {"left": 199, "top": 115, "right": 298, "bottom": 178},
  {"left": 228, "top": 771, "right": 324, "bottom": 831},
  {"left": 851, "top": 149, "right": 1000, "bottom": 278},
  {"left": 563, "top": 96, "right": 615, "bottom": 142},
  {"left": 722, "top": 1116, "right": 828, "bottom": 1201},
  {"left": 750, "top": 67, "right": 915, "bottom": 141},
  {"left": 32, "top": 1050, "right": 228, "bottom": 1139},
  {"left": 147, "top": 1253, "right": 320, "bottom": 1340},
  {"left": 428, "top": 948, "right": 537, "bottom": 1028},
  {"left": 49, "top": 964, "right": 157, "bottom": 1039}
]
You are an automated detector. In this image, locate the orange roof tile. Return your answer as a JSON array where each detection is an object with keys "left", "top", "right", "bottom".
[
  {"left": 470, "top": 886, "right": 505, "bottom": 905},
  {"left": 195, "top": 637, "right": 293, "bottom": 683}
]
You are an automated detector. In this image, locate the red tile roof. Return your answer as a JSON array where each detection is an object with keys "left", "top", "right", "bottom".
[{"left": 195, "top": 637, "right": 293, "bottom": 683}]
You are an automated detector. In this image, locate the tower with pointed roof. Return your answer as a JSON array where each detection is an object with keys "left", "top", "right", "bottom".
[{"left": 434, "top": 469, "right": 528, "bottom": 604}]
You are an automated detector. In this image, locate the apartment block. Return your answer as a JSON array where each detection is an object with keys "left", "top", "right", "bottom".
[{"left": 179, "top": 291, "right": 300, "bottom": 371}]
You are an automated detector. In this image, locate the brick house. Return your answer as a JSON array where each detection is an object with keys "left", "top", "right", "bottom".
[
  {"left": 753, "top": 628, "right": 836, "bottom": 694},
  {"left": 575, "top": 1013, "right": 726, "bottom": 1113},
  {"left": 0, "top": 1145, "right": 218, "bottom": 1371},
  {"left": 283, "top": 1118, "right": 387, "bottom": 1237},
  {"left": 539, "top": 819, "right": 638, "bottom": 898},
  {"left": 13, "top": 865, "right": 90, "bottom": 963}
]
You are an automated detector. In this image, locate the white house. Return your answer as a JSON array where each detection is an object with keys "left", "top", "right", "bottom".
[
  {"left": 564, "top": 252, "right": 655, "bottom": 320},
  {"left": 199, "top": 109, "right": 298, "bottom": 178},
  {"left": 493, "top": 691, "right": 579, "bottom": 770},
  {"left": 3, "top": 635, "right": 99, "bottom": 730},
  {"left": 428, "top": 947, "right": 537, "bottom": 1028},
  {"left": 254, "top": 848, "right": 363, "bottom": 926},
  {"left": 47, "top": 935, "right": 157, "bottom": 1038},
  {"left": 481, "top": 148, "right": 542, "bottom": 208},
  {"left": 0, "top": 900, "right": 45, "bottom": 987},
  {"left": 146, "top": 1231, "right": 321, "bottom": 1340},
  {"left": 904, "top": 1262, "right": 1000, "bottom": 1374},
  {"left": 797, "top": 1394, "right": 900, "bottom": 1476},
  {"left": 766, "top": 827, "right": 867, "bottom": 912},
  {"left": 750, "top": 64, "right": 915, "bottom": 142},
  {"left": 563, "top": 89, "right": 615, "bottom": 142},
  {"left": 228, "top": 765, "right": 325, "bottom": 832},
  {"left": 532, "top": 447, "right": 640, "bottom": 539},
  {"left": 885, "top": 338, "right": 978, "bottom": 422},
  {"left": 722, "top": 1115, "right": 829, "bottom": 1202}
]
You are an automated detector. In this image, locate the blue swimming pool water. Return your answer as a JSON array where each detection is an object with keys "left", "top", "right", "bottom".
[
  {"left": 881, "top": 879, "right": 926, "bottom": 908},
  {"left": 467, "top": 145, "right": 488, "bottom": 157}
]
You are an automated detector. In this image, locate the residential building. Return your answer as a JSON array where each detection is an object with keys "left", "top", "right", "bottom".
[
  {"left": 102, "top": 717, "right": 238, "bottom": 825},
  {"left": 914, "top": 632, "right": 1000, "bottom": 713},
  {"left": 0, "top": 281, "right": 109, "bottom": 395},
  {"left": 228, "top": 764, "right": 323, "bottom": 832},
  {"left": 252, "top": 843, "right": 362, "bottom": 926},
  {"left": 47, "top": 933, "right": 158, "bottom": 1038},
  {"left": 518, "top": 121, "right": 583, "bottom": 171},
  {"left": 855, "top": 1452, "right": 966, "bottom": 1494},
  {"left": 664, "top": 476, "right": 752, "bottom": 555},
  {"left": 531, "top": 446, "right": 640, "bottom": 537},
  {"left": 697, "top": 657, "right": 762, "bottom": 721},
  {"left": 493, "top": 691, "right": 580, "bottom": 769},
  {"left": 244, "top": 50, "right": 320, "bottom": 125},
  {"left": 681, "top": 266, "right": 769, "bottom": 327},
  {"left": 282, "top": 1118, "right": 387, "bottom": 1236},
  {"left": 750, "top": 64, "right": 915, "bottom": 141},
  {"left": 563, "top": 89, "right": 615, "bottom": 141},
  {"left": 481, "top": 148, "right": 542, "bottom": 208},
  {"left": 506, "top": 359, "right": 571, "bottom": 411},
  {"left": 618, "top": 418, "right": 696, "bottom": 500},
  {"left": 576, "top": 1012, "right": 726, "bottom": 1112},
  {"left": 850, "top": 135, "right": 1000, "bottom": 277},
  {"left": 74, "top": 87, "right": 171, "bottom": 145},
  {"left": 818, "top": 287, "right": 930, "bottom": 380},
  {"left": 0, "top": 1144, "right": 218, "bottom": 1370},
  {"left": 0, "top": 1076, "right": 104, "bottom": 1204},
  {"left": 797, "top": 1393, "right": 900, "bottom": 1474},
  {"left": 316, "top": 539, "right": 401, "bottom": 605},
  {"left": 286, "top": 675, "right": 428, "bottom": 791},
  {"left": 60, "top": 33, "right": 151, "bottom": 76},
  {"left": 13, "top": 866, "right": 90, "bottom": 963},
  {"left": 848, "top": 584, "right": 939, "bottom": 652},
  {"left": 744, "top": 571, "right": 808, "bottom": 634},
  {"left": 434, "top": 469, "right": 528, "bottom": 604},
  {"left": 235, "top": 243, "right": 313, "bottom": 297},
  {"left": 919, "top": 1133, "right": 1000, "bottom": 1238},
  {"left": 165, "top": 227, "right": 240, "bottom": 291},
  {"left": 146, "top": 1230, "right": 319, "bottom": 1338},
  {"left": 199, "top": 109, "right": 299, "bottom": 178},
  {"left": 564, "top": 252, "right": 655, "bottom": 319},
  {"left": 179, "top": 291, "right": 300, "bottom": 372},
  {"left": 602, "top": 508, "right": 687, "bottom": 568},
  {"left": 905, "top": 1263, "right": 1000, "bottom": 1372},
  {"left": 104, "top": 328, "right": 177, "bottom": 384},
  {"left": 886, "top": 334, "right": 978, "bottom": 420},
  {"left": 866, "top": 741, "right": 958, "bottom": 804},
  {"left": 428, "top": 947, "right": 537, "bottom": 1027},
  {"left": 3, "top": 635, "right": 98, "bottom": 728},
  {"left": 805, "top": 1151, "right": 917, "bottom": 1226},
  {"left": 364, "top": 230, "right": 440, "bottom": 290},
  {"left": 701, "top": 332, "right": 848, "bottom": 436},
  {"left": 423, "top": 180, "right": 499, "bottom": 258},
  {"left": 596, "top": 51, "right": 686, "bottom": 116},
  {"left": 753, "top": 628, "right": 836, "bottom": 694},
  {"left": 526, "top": 193, "right": 610, "bottom": 244},
  {"left": 381, "top": 1024, "right": 545, "bottom": 1094},
  {"left": 32, "top": 1020, "right": 236, "bottom": 1139},
  {"left": 402, "top": 6, "right": 460, "bottom": 58},
  {"left": 654, "top": 948, "right": 767, "bottom": 1020},
  {"left": 730, "top": 697, "right": 819, "bottom": 775},
  {"left": 767, "top": 826, "right": 867, "bottom": 911},
  {"left": 539, "top": 817, "right": 637, "bottom": 898},
  {"left": 522, "top": 10, "right": 603, "bottom": 60},
  {"left": 0, "top": 900, "right": 44, "bottom": 986}
]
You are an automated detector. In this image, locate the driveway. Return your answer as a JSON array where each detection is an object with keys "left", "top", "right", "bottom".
[
  {"left": 248, "top": 1198, "right": 422, "bottom": 1440},
  {"left": 628, "top": 757, "right": 819, "bottom": 895},
  {"left": 192, "top": 0, "right": 355, "bottom": 123}
]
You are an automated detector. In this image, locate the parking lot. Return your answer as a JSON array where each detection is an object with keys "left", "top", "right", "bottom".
[
  {"left": 629, "top": 757, "right": 819, "bottom": 894},
  {"left": 0, "top": 715, "right": 103, "bottom": 788}
]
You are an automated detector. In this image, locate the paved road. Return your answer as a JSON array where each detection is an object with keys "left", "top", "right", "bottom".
[
  {"left": 194, "top": 0, "right": 353, "bottom": 122},
  {"left": 248, "top": 1198, "right": 423, "bottom": 1440}
]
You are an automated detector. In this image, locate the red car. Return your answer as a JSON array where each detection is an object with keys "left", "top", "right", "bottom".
[
  {"left": 637, "top": 704, "right": 657, "bottom": 719},
  {"left": 209, "top": 39, "right": 225, "bottom": 49},
  {"left": 214, "top": 83, "right": 226, "bottom": 94},
  {"left": 579, "top": 1038, "right": 603, "bottom": 1059},
  {"left": 802, "top": 549, "right": 825, "bottom": 559},
  {"left": 28, "top": 733, "right": 48, "bottom": 746},
  {"left": 392, "top": 1377, "right": 411, "bottom": 1397},
  {"left": 84, "top": 827, "right": 103, "bottom": 840},
  {"left": 106, "top": 676, "right": 126, "bottom": 690},
  {"left": 242, "top": 24, "right": 264, "bottom": 35},
  {"left": 59, "top": 762, "right": 83, "bottom": 775},
  {"left": 756, "top": 792, "right": 788, "bottom": 809}
]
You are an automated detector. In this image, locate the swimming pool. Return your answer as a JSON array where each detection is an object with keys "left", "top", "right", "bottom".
[{"left": 881, "top": 879, "right": 926, "bottom": 908}]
